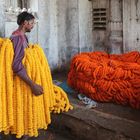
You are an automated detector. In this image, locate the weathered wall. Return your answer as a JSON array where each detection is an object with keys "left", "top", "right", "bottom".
[
  {"left": 38, "top": 0, "right": 58, "bottom": 69},
  {"left": 38, "top": 0, "right": 93, "bottom": 70},
  {"left": 123, "top": 0, "right": 140, "bottom": 52},
  {"left": 79, "top": 0, "right": 93, "bottom": 52},
  {"left": 92, "top": 0, "right": 110, "bottom": 52},
  {"left": 51, "top": 0, "right": 79, "bottom": 70},
  {"left": 109, "top": 0, "right": 123, "bottom": 54},
  {"left": 0, "top": 0, "right": 93, "bottom": 70},
  {"left": 0, "top": 0, "right": 5, "bottom": 37},
  {"left": 53, "top": 0, "right": 93, "bottom": 70},
  {"left": 2, "top": 0, "right": 140, "bottom": 70}
]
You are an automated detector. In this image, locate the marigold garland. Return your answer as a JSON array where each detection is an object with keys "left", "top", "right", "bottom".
[
  {"left": 68, "top": 51, "right": 140, "bottom": 109},
  {"left": 0, "top": 38, "right": 73, "bottom": 138}
]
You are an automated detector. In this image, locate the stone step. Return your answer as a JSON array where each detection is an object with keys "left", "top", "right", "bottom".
[{"left": 50, "top": 97, "right": 140, "bottom": 140}]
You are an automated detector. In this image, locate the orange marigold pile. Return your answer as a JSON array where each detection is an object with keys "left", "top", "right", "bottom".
[{"left": 68, "top": 51, "right": 140, "bottom": 109}]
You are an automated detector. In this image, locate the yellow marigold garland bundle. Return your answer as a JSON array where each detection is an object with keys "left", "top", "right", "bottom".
[{"left": 0, "top": 38, "right": 73, "bottom": 138}]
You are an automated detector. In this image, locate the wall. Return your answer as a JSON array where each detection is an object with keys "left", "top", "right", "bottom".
[
  {"left": 2, "top": 0, "right": 139, "bottom": 70},
  {"left": 0, "top": 0, "right": 93, "bottom": 70},
  {"left": 123, "top": 0, "right": 140, "bottom": 52},
  {"left": 79, "top": 0, "right": 93, "bottom": 52},
  {"left": 56, "top": 0, "right": 79, "bottom": 70},
  {"left": 37, "top": 0, "right": 93, "bottom": 70},
  {"left": 109, "top": 0, "right": 123, "bottom": 54},
  {"left": 0, "top": 0, "right": 5, "bottom": 37}
]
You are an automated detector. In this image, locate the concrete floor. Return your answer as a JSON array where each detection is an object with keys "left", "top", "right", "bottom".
[
  {"left": 0, "top": 130, "right": 72, "bottom": 140},
  {"left": 28, "top": 130, "right": 72, "bottom": 140}
]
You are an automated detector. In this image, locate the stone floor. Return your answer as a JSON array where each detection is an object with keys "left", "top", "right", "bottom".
[{"left": 0, "top": 130, "right": 72, "bottom": 140}]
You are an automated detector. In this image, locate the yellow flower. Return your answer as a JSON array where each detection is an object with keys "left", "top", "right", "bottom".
[{"left": 0, "top": 38, "right": 73, "bottom": 138}]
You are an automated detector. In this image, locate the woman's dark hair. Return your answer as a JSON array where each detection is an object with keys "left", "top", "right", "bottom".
[{"left": 17, "top": 12, "right": 35, "bottom": 25}]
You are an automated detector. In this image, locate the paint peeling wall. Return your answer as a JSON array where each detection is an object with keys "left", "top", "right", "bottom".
[
  {"left": 38, "top": 0, "right": 59, "bottom": 69},
  {"left": 3, "top": 0, "right": 140, "bottom": 70},
  {"left": 0, "top": 0, "right": 5, "bottom": 37},
  {"left": 0, "top": 0, "right": 93, "bottom": 70},
  {"left": 56, "top": 0, "right": 93, "bottom": 70},
  {"left": 123, "top": 0, "right": 140, "bottom": 52},
  {"left": 57, "top": 0, "right": 79, "bottom": 70},
  {"left": 109, "top": 0, "right": 123, "bottom": 54},
  {"left": 38, "top": 0, "right": 93, "bottom": 70},
  {"left": 79, "top": 0, "right": 94, "bottom": 52}
]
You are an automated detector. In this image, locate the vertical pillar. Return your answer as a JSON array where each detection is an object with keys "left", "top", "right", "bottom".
[{"left": 109, "top": 0, "right": 123, "bottom": 54}]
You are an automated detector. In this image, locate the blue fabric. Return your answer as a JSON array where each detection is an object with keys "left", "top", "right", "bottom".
[{"left": 58, "top": 81, "right": 75, "bottom": 94}]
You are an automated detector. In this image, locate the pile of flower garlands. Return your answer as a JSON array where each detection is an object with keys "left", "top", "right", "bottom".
[
  {"left": 0, "top": 38, "right": 73, "bottom": 138},
  {"left": 68, "top": 51, "right": 140, "bottom": 109}
]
